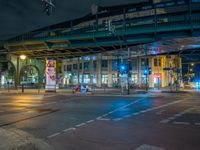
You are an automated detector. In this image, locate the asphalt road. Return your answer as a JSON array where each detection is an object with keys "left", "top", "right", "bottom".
[{"left": 0, "top": 92, "right": 200, "bottom": 150}]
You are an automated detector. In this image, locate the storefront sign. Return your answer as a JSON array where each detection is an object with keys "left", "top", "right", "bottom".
[
  {"left": 154, "top": 73, "right": 162, "bottom": 78},
  {"left": 45, "top": 59, "right": 56, "bottom": 92}
]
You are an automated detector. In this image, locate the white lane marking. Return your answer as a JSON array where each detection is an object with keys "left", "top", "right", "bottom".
[
  {"left": 156, "top": 110, "right": 166, "bottom": 115},
  {"left": 63, "top": 128, "right": 76, "bottom": 132},
  {"left": 113, "top": 118, "right": 122, "bottom": 121},
  {"left": 124, "top": 115, "right": 132, "bottom": 118},
  {"left": 47, "top": 132, "right": 60, "bottom": 138},
  {"left": 97, "top": 118, "right": 110, "bottom": 121},
  {"left": 135, "top": 144, "right": 164, "bottom": 150},
  {"left": 101, "top": 114, "right": 108, "bottom": 117},
  {"left": 174, "top": 114, "right": 182, "bottom": 117},
  {"left": 160, "top": 107, "right": 195, "bottom": 124},
  {"left": 75, "top": 123, "right": 86, "bottom": 127},
  {"left": 195, "top": 123, "right": 200, "bottom": 126},
  {"left": 86, "top": 120, "right": 94, "bottom": 123},
  {"left": 96, "top": 117, "right": 102, "bottom": 120},
  {"left": 172, "top": 121, "right": 190, "bottom": 125},
  {"left": 168, "top": 117, "right": 175, "bottom": 120},
  {"left": 160, "top": 119, "right": 170, "bottom": 124},
  {"left": 133, "top": 112, "right": 139, "bottom": 115},
  {"left": 140, "top": 110, "right": 147, "bottom": 113}
]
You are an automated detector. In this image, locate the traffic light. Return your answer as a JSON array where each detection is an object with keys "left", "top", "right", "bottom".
[
  {"left": 144, "top": 67, "right": 152, "bottom": 75},
  {"left": 148, "top": 67, "right": 152, "bottom": 75},
  {"left": 144, "top": 68, "right": 149, "bottom": 75},
  {"left": 120, "top": 64, "right": 127, "bottom": 73}
]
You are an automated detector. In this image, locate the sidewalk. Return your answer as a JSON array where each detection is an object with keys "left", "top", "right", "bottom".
[
  {"left": 0, "top": 87, "right": 197, "bottom": 95},
  {"left": 0, "top": 128, "right": 53, "bottom": 150}
]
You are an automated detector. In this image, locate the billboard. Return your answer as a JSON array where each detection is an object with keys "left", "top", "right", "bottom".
[{"left": 45, "top": 59, "right": 56, "bottom": 92}]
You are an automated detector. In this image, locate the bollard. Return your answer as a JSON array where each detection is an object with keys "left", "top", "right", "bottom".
[{"left": 22, "top": 84, "right": 24, "bottom": 93}]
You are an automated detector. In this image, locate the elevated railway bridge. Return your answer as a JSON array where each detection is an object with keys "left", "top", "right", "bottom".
[{"left": 1, "top": 0, "right": 200, "bottom": 89}]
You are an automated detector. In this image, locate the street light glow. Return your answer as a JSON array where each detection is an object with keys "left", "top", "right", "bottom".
[{"left": 20, "top": 55, "right": 26, "bottom": 60}]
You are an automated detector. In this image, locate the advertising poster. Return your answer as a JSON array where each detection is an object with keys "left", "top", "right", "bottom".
[{"left": 45, "top": 59, "right": 56, "bottom": 92}]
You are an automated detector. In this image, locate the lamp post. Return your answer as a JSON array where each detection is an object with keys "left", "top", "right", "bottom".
[{"left": 18, "top": 54, "right": 27, "bottom": 93}]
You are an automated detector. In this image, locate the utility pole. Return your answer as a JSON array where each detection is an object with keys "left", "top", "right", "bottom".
[
  {"left": 127, "top": 47, "right": 131, "bottom": 95},
  {"left": 145, "top": 47, "right": 149, "bottom": 92}
]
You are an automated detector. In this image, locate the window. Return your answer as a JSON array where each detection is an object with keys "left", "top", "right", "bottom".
[
  {"left": 132, "top": 58, "right": 137, "bottom": 71},
  {"left": 79, "top": 63, "right": 82, "bottom": 70},
  {"left": 112, "top": 59, "right": 118, "bottom": 70},
  {"left": 84, "top": 62, "right": 90, "bottom": 70},
  {"left": 64, "top": 65, "right": 67, "bottom": 71},
  {"left": 141, "top": 58, "right": 148, "bottom": 69},
  {"left": 67, "top": 65, "right": 72, "bottom": 72},
  {"left": 93, "top": 61, "right": 97, "bottom": 70},
  {"left": 73, "top": 64, "right": 78, "bottom": 70},
  {"left": 154, "top": 58, "right": 161, "bottom": 67},
  {"left": 102, "top": 60, "right": 108, "bottom": 68}
]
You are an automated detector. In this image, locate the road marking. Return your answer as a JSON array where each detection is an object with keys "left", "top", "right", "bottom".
[
  {"left": 113, "top": 118, "right": 122, "bottom": 121},
  {"left": 195, "top": 123, "right": 200, "bottom": 126},
  {"left": 86, "top": 120, "right": 94, "bottom": 123},
  {"left": 135, "top": 144, "right": 164, "bottom": 150},
  {"left": 168, "top": 117, "right": 175, "bottom": 120},
  {"left": 97, "top": 118, "right": 110, "bottom": 121},
  {"left": 124, "top": 115, "right": 132, "bottom": 118},
  {"left": 160, "top": 119, "right": 170, "bottom": 124},
  {"left": 96, "top": 117, "right": 102, "bottom": 120},
  {"left": 101, "top": 114, "right": 108, "bottom": 117},
  {"left": 156, "top": 110, "right": 166, "bottom": 115},
  {"left": 75, "top": 123, "right": 86, "bottom": 127},
  {"left": 140, "top": 110, "right": 146, "bottom": 113},
  {"left": 47, "top": 132, "right": 60, "bottom": 138},
  {"left": 172, "top": 121, "right": 190, "bottom": 125},
  {"left": 63, "top": 128, "right": 76, "bottom": 132},
  {"left": 174, "top": 113, "right": 182, "bottom": 117},
  {"left": 133, "top": 112, "right": 139, "bottom": 115},
  {"left": 160, "top": 107, "right": 195, "bottom": 124}
]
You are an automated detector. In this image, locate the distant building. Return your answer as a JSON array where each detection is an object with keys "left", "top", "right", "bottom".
[{"left": 61, "top": 54, "right": 181, "bottom": 88}]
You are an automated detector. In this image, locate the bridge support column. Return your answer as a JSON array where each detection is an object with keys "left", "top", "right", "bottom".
[
  {"left": 108, "top": 55, "right": 113, "bottom": 87},
  {"left": 45, "top": 59, "right": 56, "bottom": 92},
  {"left": 97, "top": 54, "right": 102, "bottom": 87}
]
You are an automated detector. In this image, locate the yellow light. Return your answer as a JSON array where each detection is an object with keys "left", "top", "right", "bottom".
[
  {"left": 20, "top": 55, "right": 26, "bottom": 60},
  {"left": 191, "top": 63, "right": 194, "bottom": 66}
]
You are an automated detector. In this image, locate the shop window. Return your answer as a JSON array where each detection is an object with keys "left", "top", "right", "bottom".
[
  {"left": 132, "top": 59, "right": 137, "bottom": 71},
  {"left": 73, "top": 64, "right": 78, "bottom": 70},
  {"left": 102, "top": 60, "right": 108, "bottom": 68},
  {"left": 93, "top": 61, "right": 97, "bottom": 70},
  {"left": 79, "top": 63, "right": 82, "bottom": 70},
  {"left": 84, "top": 62, "right": 90, "bottom": 70},
  {"left": 67, "top": 65, "right": 72, "bottom": 72},
  {"left": 154, "top": 58, "right": 161, "bottom": 67}
]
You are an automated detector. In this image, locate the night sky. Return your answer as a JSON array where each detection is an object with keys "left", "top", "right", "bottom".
[{"left": 0, "top": 0, "right": 138, "bottom": 41}]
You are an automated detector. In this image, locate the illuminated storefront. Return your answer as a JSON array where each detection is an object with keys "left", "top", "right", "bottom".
[{"left": 61, "top": 54, "right": 182, "bottom": 88}]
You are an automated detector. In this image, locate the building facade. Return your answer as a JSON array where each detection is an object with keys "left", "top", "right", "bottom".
[{"left": 61, "top": 53, "right": 182, "bottom": 89}]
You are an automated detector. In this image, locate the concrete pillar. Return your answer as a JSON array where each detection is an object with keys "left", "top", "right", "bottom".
[
  {"left": 78, "top": 58, "right": 80, "bottom": 84},
  {"left": 16, "top": 56, "right": 20, "bottom": 88},
  {"left": 108, "top": 55, "right": 112, "bottom": 87},
  {"left": 45, "top": 59, "right": 56, "bottom": 92},
  {"left": 97, "top": 54, "right": 102, "bottom": 87},
  {"left": 90, "top": 57, "right": 93, "bottom": 85},
  {"left": 137, "top": 56, "right": 141, "bottom": 86}
]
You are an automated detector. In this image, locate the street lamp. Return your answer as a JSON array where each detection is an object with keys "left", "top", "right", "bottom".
[
  {"left": 19, "top": 55, "right": 27, "bottom": 93},
  {"left": 20, "top": 55, "right": 27, "bottom": 60}
]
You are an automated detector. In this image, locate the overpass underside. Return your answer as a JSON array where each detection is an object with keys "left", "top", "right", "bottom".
[{"left": 3, "top": 1, "right": 200, "bottom": 58}]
